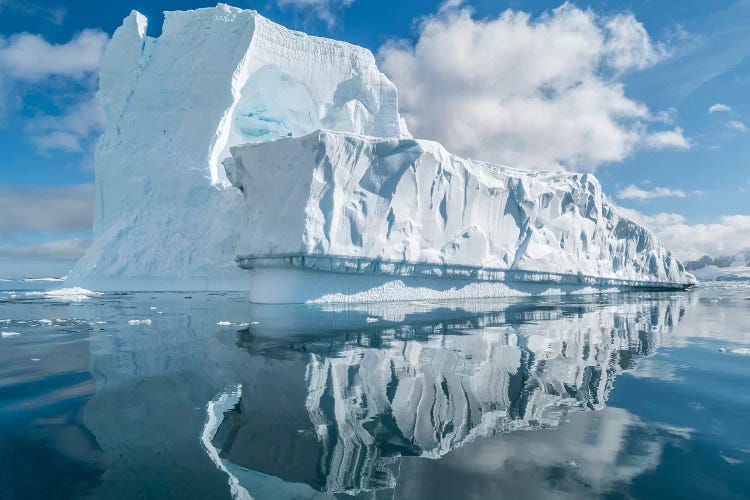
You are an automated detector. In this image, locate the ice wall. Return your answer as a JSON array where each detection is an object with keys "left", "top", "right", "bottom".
[
  {"left": 68, "top": 5, "right": 409, "bottom": 290},
  {"left": 227, "top": 130, "right": 692, "bottom": 284}
]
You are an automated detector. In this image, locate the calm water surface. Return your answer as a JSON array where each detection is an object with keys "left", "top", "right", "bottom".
[{"left": 1, "top": 282, "right": 749, "bottom": 499}]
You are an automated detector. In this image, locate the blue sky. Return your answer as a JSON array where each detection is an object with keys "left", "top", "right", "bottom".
[{"left": 0, "top": 0, "right": 748, "bottom": 277}]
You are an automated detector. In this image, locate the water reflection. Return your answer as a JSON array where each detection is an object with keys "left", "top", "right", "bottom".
[{"left": 207, "top": 296, "right": 685, "bottom": 497}]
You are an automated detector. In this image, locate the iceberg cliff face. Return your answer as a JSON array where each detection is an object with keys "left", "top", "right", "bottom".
[
  {"left": 68, "top": 5, "right": 409, "bottom": 289},
  {"left": 228, "top": 130, "right": 691, "bottom": 284}
]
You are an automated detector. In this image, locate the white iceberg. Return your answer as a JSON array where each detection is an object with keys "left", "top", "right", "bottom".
[
  {"left": 66, "top": 4, "right": 693, "bottom": 301},
  {"left": 227, "top": 130, "right": 694, "bottom": 303},
  {"left": 67, "top": 4, "right": 408, "bottom": 291}
]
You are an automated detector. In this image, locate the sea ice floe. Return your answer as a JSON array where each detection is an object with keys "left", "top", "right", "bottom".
[
  {"left": 217, "top": 321, "right": 250, "bottom": 327},
  {"left": 24, "top": 287, "right": 102, "bottom": 302},
  {"left": 128, "top": 319, "right": 152, "bottom": 326},
  {"left": 1, "top": 331, "right": 20, "bottom": 338},
  {"left": 730, "top": 348, "right": 750, "bottom": 356}
]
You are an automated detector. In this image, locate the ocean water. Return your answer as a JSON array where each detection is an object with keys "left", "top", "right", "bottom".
[{"left": 0, "top": 282, "right": 749, "bottom": 499}]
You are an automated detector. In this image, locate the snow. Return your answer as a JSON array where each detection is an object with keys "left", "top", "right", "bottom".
[
  {"left": 67, "top": 5, "right": 409, "bottom": 291},
  {"left": 228, "top": 130, "right": 692, "bottom": 302}
]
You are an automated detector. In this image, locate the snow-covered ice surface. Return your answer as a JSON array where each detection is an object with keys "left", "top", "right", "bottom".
[
  {"left": 228, "top": 130, "right": 693, "bottom": 302},
  {"left": 67, "top": 4, "right": 409, "bottom": 291}
]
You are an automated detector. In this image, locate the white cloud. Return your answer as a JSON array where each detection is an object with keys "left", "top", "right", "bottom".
[
  {"left": 708, "top": 103, "right": 731, "bottom": 114},
  {"left": 0, "top": 30, "right": 108, "bottom": 156},
  {"left": 643, "top": 127, "right": 691, "bottom": 150},
  {"left": 0, "top": 238, "right": 89, "bottom": 261},
  {"left": 379, "top": 2, "right": 685, "bottom": 171},
  {"left": 0, "top": 29, "right": 108, "bottom": 82},
  {"left": 616, "top": 206, "right": 750, "bottom": 260},
  {"left": 727, "top": 120, "right": 747, "bottom": 132},
  {"left": 26, "top": 97, "right": 105, "bottom": 153},
  {"left": 0, "top": 184, "right": 94, "bottom": 231},
  {"left": 276, "top": 0, "right": 355, "bottom": 27},
  {"left": 617, "top": 185, "right": 687, "bottom": 200}
]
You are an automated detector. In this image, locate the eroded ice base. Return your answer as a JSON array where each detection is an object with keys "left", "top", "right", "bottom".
[{"left": 246, "top": 268, "right": 643, "bottom": 304}]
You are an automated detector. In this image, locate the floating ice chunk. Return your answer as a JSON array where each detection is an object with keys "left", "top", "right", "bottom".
[
  {"left": 366, "top": 317, "right": 379, "bottom": 323},
  {"left": 1, "top": 331, "right": 20, "bottom": 338},
  {"left": 30, "top": 358, "right": 40, "bottom": 362},
  {"left": 150, "top": 306, "right": 157, "bottom": 310},
  {"left": 27, "top": 287, "right": 102, "bottom": 302},
  {"left": 730, "top": 348, "right": 750, "bottom": 356},
  {"left": 217, "top": 321, "right": 250, "bottom": 327},
  {"left": 128, "top": 319, "right": 152, "bottom": 326}
]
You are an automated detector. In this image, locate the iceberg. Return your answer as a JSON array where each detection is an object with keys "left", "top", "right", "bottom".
[
  {"left": 227, "top": 130, "right": 694, "bottom": 303},
  {"left": 67, "top": 4, "right": 409, "bottom": 290},
  {"left": 68, "top": 4, "right": 693, "bottom": 299}
]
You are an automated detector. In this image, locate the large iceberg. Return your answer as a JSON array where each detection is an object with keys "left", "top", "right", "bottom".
[
  {"left": 227, "top": 130, "right": 693, "bottom": 302},
  {"left": 68, "top": 4, "right": 409, "bottom": 290},
  {"left": 68, "top": 4, "right": 693, "bottom": 298}
]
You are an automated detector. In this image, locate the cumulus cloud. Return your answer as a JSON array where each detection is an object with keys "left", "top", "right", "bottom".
[
  {"left": 0, "top": 238, "right": 90, "bottom": 261},
  {"left": 26, "top": 97, "right": 105, "bottom": 153},
  {"left": 379, "top": 2, "right": 688, "bottom": 170},
  {"left": 616, "top": 206, "right": 750, "bottom": 260},
  {"left": 0, "top": 184, "right": 94, "bottom": 231},
  {"left": 0, "top": 29, "right": 108, "bottom": 155},
  {"left": 0, "top": 29, "right": 108, "bottom": 82},
  {"left": 708, "top": 103, "right": 731, "bottom": 114},
  {"left": 276, "top": 0, "right": 355, "bottom": 27},
  {"left": 617, "top": 185, "right": 687, "bottom": 200},
  {"left": 643, "top": 127, "right": 691, "bottom": 149},
  {"left": 727, "top": 120, "right": 747, "bottom": 133}
]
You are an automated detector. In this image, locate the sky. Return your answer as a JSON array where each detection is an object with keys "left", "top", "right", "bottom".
[{"left": 0, "top": 0, "right": 748, "bottom": 277}]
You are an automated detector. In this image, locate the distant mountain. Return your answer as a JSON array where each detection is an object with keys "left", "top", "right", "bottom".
[{"left": 684, "top": 249, "right": 750, "bottom": 281}]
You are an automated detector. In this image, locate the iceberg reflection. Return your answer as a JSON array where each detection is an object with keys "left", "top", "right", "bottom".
[{"left": 208, "top": 295, "right": 685, "bottom": 496}]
